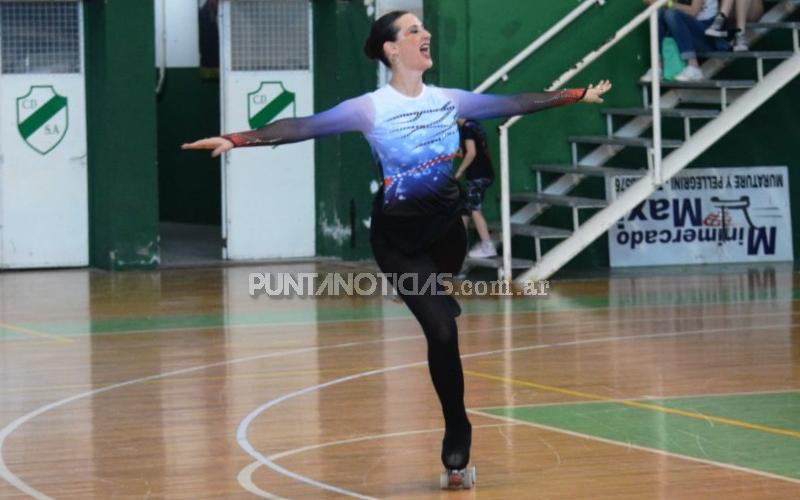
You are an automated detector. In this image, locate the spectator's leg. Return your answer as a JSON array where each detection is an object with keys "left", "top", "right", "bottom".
[
  {"left": 719, "top": 0, "right": 735, "bottom": 17},
  {"left": 666, "top": 10, "right": 731, "bottom": 63},
  {"left": 736, "top": 0, "right": 759, "bottom": 31},
  {"left": 690, "top": 16, "right": 730, "bottom": 55},
  {"left": 471, "top": 210, "right": 491, "bottom": 243},
  {"left": 658, "top": 8, "right": 669, "bottom": 48},
  {"left": 661, "top": 9, "right": 703, "bottom": 66},
  {"left": 746, "top": 0, "right": 764, "bottom": 22}
]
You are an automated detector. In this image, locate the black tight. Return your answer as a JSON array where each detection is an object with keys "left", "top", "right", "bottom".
[{"left": 371, "top": 217, "right": 470, "bottom": 433}]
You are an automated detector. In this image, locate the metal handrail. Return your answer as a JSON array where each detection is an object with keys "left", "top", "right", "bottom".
[
  {"left": 473, "top": 0, "right": 606, "bottom": 93},
  {"left": 498, "top": 0, "right": 669, "bottom": 280}
]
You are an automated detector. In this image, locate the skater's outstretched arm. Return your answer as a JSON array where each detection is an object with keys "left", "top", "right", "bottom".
[
  {"left": 443, "top": 80, "right": 611, "bottom": 121},
  {"left": 182, "top": 94, "right": 374, "bottom": 157}
]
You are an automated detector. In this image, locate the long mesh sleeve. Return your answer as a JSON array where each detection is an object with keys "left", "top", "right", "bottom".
[
  {"left": 222, "top": 94, "right": 374, "bottom": 147},
  {"left": 441, "top": 88, "right": 587, "bottom": 121}
]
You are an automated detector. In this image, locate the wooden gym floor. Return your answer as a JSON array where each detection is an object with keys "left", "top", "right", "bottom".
[{"left": 0, "top": 262, "right": 798, "bottom": 499}]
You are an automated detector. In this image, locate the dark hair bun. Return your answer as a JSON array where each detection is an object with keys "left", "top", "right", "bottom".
[{"left": 364, "top": 10, "right": 409, "bottom": 68}]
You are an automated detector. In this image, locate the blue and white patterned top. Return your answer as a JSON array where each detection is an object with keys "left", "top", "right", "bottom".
[{"left": 224, "top": 84, "right": 586, "bottom": 217}]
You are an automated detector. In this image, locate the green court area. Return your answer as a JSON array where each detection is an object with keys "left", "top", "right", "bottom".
[
  {"left": 477, "top": 392, "right": 800, "bottom": 480},
  {"left": 0, "top": 288, "right": 796, "bottom": 340}
]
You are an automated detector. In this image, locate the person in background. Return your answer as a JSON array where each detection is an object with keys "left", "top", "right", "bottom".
[
  {"left": 455, "top": 118, "right": 497, "bottom": 259},
  {"left": 705, "top": 0, "right": 764, "bottom": 52},
  {"left": 644, "top": 0, "right": 728, "bottom": 81}
]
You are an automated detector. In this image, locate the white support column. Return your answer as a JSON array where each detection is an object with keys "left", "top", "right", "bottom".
[
  {"left": 649, "top": 9, "right": 663, "bottom": 187},
  {"left": 499, "top": 125, "right": 513, "bottom": 281}
]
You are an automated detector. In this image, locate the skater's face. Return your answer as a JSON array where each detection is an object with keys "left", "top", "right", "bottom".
[{"left": 384, "top": 14, "right": 432, "bottom": 72}]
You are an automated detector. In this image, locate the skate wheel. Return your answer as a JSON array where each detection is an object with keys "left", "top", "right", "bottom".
[
  {"left": 440, "top": 467, "right": 475, "bottom": 489},
  {"left": 441, "top": 470, "right": 462, "bottom": 489},
  {"left": 464, "top": 466, "right": 476, "bottom": 488}
]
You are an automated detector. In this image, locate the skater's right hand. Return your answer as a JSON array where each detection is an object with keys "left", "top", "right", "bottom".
[
  {"left": 581, "top": 80, "right": 612, "bottom": 104},
  {"left": 182, "top": 137, "right": 234, "bottom": 158}
]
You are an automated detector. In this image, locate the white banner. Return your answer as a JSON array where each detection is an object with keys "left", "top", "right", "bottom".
[{"left": 607, "top": 167, "right": 793, "bottom": 267}]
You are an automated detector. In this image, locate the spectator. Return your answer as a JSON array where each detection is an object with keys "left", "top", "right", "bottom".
[
  {"left": 705, "top": 0, "right": 764, "bottom": 52},
  {"left": 644, "top": 0, "right": 729, "bottom": 81},
  {"left": 455, "top": 119, "right": 496, "bottom": 259}
]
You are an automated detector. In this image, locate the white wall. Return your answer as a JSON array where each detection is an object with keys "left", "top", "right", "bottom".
[
  {"left": 154, "top": 0, "right": 200, "bottom": 68},
  {"left": 375, "top": 0, "right": 423, "bottom": 17},
  {"left": 154, "top": 0, "right": 425, "bottom": 69}
]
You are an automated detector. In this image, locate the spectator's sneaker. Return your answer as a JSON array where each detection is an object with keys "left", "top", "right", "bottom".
[
  {"left": 733, "top": 31, "right": 749, "bottom": 52},
  {"left": 468, "top": 241, "right": 497, "bottom": 258},
  {"left": 705, "top": 13, "right": 727, "bottom": 37},
  {"left": 674, "top": 65, "right": 704, "bottom": 82},
  {"left": 641, "top": 68, "right": 662, "bottom": 82}
]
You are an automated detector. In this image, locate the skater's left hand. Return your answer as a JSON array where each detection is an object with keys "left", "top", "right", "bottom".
[
  {"left": 582, "top": 80, "right": 612, "bottom": 104},
  {"left": 182, "top": 136, "right": 234, "bottom": 158}
]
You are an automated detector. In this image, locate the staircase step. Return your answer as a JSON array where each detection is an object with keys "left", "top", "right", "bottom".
[
  {"left": 464, "top": 256, "right": 535, "bottom": 269},
  {"left": 510, "top": 192, "right": 608, "bottom": 208},
  {"left": 489, "top": 222, "right": 572, "bottom": 239},
  {"left": 601, "top": 107, "right": 720, "bottom": 119},
  {"left": 638, "top": 79, "right": 757, "bottom": 89},
  {"left": 698, "top": 50, "right": 795, "bottom": 59},
  {"left": 748, "top": 21, "right": 800, "bottom": 29},
  {"left": 530, "top": 164, "right": 645, "bottom": 177},
  {"left": 569, "top": 135, "right": 683, "bottom": 148}
]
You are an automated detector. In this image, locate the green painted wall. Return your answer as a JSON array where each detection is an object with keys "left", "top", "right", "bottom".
[
  {"left": 425, "top": 0, "right": 800, "bottom": 270},
  {"left": 85, "top": 0, "right": 160, "bottom": 269},
  {"left": 313, "top": 0, "right": 377, "bottom": 260},
  {"left": 157, "top": 69, "right": 221, "bottom": 225}
]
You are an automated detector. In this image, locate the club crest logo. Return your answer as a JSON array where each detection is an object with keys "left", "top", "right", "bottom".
[
  {"left": 17, "top": 85, "right": 69, "bottom": 155},
  {"left": 247, "top": 82, "right": 296, "bottom": 129}
]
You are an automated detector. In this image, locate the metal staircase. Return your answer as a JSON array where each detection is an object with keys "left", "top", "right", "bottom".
[{"left": 464, "top": 0, "right": 800, "bottom": 282}]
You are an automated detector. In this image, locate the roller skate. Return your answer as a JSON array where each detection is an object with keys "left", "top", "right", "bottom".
[{"left": 439, "top": 421, "right": 475, "bottom": 489}]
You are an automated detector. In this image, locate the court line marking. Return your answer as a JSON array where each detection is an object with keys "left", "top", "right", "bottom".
[
  {"left": 236, "top": 322, "right": 796, "bottom": 499},
  {"left": 237, "top": 423, "right": 516, "bottom": 499},
  {"left": 468, "top": 411, "right": 800, "bottom": 485},
  {"left": 0, "top": 335, "right": 431, "bottom": 500},
  {"left": 468, "top": 388, "right": 800, "bottom": 411},
  {"left": 0, "top": 318, "right": 794, "bottom": 498},
  {"left": 0, "top": 367, "right": 383, "bottom": 395},
  {"left": 236, "top": 465, "right": 287, "bottom": 500},
  {"left": 1, "top": 296, "right": 796, "bottom": 340},
  {"left": 0, "top": 322, "right": 72, "bottom": 344},
  {"left": 4, "top": 306, "right": 788, "bottom": 394},
  {"left": 464, "top": 370, "right": 800, "bottom": 440},
  {"left": 0, "top": 314, "right": 562, "bottom": 497}
]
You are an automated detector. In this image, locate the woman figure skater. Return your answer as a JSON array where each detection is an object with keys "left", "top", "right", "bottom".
[{"left": 183, "top": 10, "right": 611, "bottom": 489}]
